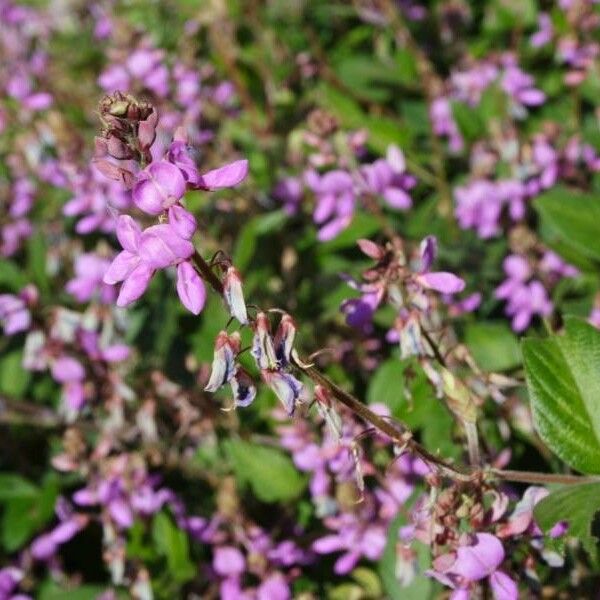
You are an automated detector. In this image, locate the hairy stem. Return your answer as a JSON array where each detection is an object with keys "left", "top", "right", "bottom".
[{"left": 190, "top": 246, "right": 595, "bottom": 487}]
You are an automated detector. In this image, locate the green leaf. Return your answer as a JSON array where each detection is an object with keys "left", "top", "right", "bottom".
[
  {"left": 1, "top": 476, "right": 57, "bottom": 551},
  {"left": 465, "top": 321, "right": 521, "bottom": 371},
  {"left": 534, "top": 187, "right": 600, "bottom": 262},
  {"left": 27, "top": 231, "right": 49, "bottom": 293},
  {"left": 0, "top": 259, "right": 27, "bottom": 291},
  {"left": 152, "top": 512, "right": 196, "bottom": 583},
  {"left": 534, "top": 482, "right": 600, "bottom": 561},
  {"left": 39, "top": 583, "right": 119, "bottom": 600},
  {"left": 224, "top": 439, "right": 306, "bottom": 502},
  {"left": 0, "top": 473, "right": 38, "bottom": 500},
  {"left": 523, "top": 317, "right": 600, "bottom": 473},
  {"left": 0, "top": 348, "right": 30, "bottom": 397},
  {"left": 233, "top": 210, "right": 288, "bottom": 271},
  {"left": 367, "top": 360, "right": 405, "bottom": 415}
]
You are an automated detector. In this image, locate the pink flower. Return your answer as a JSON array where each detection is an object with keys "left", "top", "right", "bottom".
[{"left": 132, "top": 161, "right": 186, "bottom": 215}]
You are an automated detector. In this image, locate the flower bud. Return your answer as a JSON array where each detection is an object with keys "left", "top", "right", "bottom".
[
  {"left": 204, "top": 331, "right": 240, "bottom": 392},
  {"left": 223, "top": 266, "right": 248, "bottom": 325},
  {"left": 251, "top": 312, "right": 278, "bottom": 370}
]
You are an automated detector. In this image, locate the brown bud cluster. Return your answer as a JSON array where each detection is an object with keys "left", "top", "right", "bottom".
[{"left": 94, "top": 91, "right": 159, "bottom": 187}]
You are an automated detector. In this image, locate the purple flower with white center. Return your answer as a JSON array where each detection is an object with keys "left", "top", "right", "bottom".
[
  {"left": 66, "top": 253, "right": 116, "bottom": 304},
  {"left": 305, "top": 169, "right": 356, "bottom": 241}
]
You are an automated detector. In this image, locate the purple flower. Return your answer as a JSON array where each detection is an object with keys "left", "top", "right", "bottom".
[
  {"left": 66, "top": 253, "right": 116, "bottom": 304},
  {"left": 495, "top": 255, "right": 553, "bottom": 331},
  {"left": 272, "top": 177, "right": 303, "bottom": 215},
  {"left": 501, "top": 64, "right": 545, "bottom": 110},
  {"left": 132, "top": 161, "right": 187, "bottom": 215},
  {"left": 0, "top": 291, "right": 32, "bottom": 335},
  {"left": 168, "top": 205, "right": 197, "bottom": 240},
  {"left": 51, "top": 356, "right": 85, "bottom": 383},
  {"left": 103, "top": 215, "right": 200, "bottom": 312},
  {"left": 213, "top": 546, "right": 246, "bottom": 577},
  {"left": 195, "top": 159, "right": 249, "bottom": 191},
  {"left": 359, "top": 151, "right": 414, "bottom": 211},
  {"left": 305, "top": 169, "right": 356, "bottom": 241},
  {"left": 530, "top": 13, "right": 553, "bottom": 48},
  {"left": 414, "top": 236, "right": 465, "bottom": 295},
  {"left": 429, "top": 533, "right": 517, "bottom": 599}
]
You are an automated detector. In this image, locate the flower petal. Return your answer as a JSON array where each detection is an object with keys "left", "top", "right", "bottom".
[
  {"left": 198, "top": 159, "right": 248, "bottom": 190},
  {"left": 103, "top": 251, "right": 140, "bottom": 285},
  {"left": 116, "top": 263, "right": 154, "bottom": 306},
  {"left": 176, "top": 261, "right": 206, "bottom": 315},
  {"left": 417, "top": 271, "right": 465, "bottom": 294},
  {"left": 116, "top": 215, "right": 142, "bottom": 252}
]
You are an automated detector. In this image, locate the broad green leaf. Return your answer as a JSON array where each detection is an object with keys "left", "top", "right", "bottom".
[
  {"left": 534, "top": 187, "right": 600, "bottom": 262},
  {"left": 534, "top": 482, "right": 600, "bottom": 561},
  {"left": 152, "top": 512, "right": 195, "bottom": 583},
  {"left": 523, "top": 317, "right": 600, "bottom": 473},
  {"left": 465, "top": 321, "right": 521, "bottom": 372},
  {"left": 0, "top": 473, "right": 38, "bottom": 500},
  {"left": 224, "top": 439, "right": 306, "bottom": 502}
]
